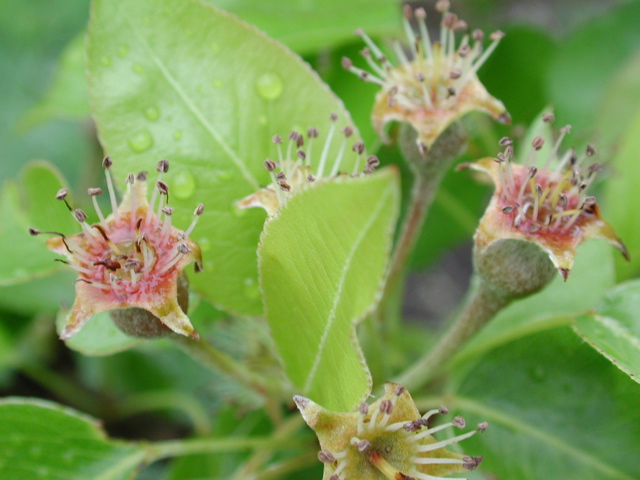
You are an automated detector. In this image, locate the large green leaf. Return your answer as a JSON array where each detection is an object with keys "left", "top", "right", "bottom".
[
  {"left": 0, "top": 398, "right": 145, "bottom": 480},
  {"left": 449, "top": 327, "right": 640, "bottom": 480},
  {"left": 574, "top": 280, "right": 640, "bottom": 384},
  {"left": 603, "top": 108, "right": 640, "bottom": 281},
  {"left": 208, "top": 0, "right": 401, "bottom": 55},
  {"left": 259, "top": 169, "right": 399, "bottom": 411},
  {"left": 87, "top": 0, "right": 361, "bottom": 316}
]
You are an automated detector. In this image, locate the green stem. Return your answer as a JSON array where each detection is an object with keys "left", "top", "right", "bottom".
[
  {"left": 169, "top": 334, "right": 274, "bottom": 399},
  {"left": 378, "top": 122, "right": 466, "bottom": 334},
  {"left": 144, "top": 435, "right": 299, "bottom": 463},
  {"left": 230, "top": 415, "right": 304, "bottom": 480},
  {"left": 116, "top": 391, "right": 211, "bottom": 435},
  {"left": 395, "top": 279, "right": 509, "bottom": 391}
]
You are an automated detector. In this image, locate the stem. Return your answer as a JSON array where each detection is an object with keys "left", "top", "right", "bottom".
[
  {"left": 230, "top": 415, "right": 304, "bottom": 480},
  {"left": 144, "top": 435, "right": 299, "bottom": 463},
  {"left": 378, "top": 122, "right": 466, "bottom": 333},
  {"left": 395, "top": 279, "right": 509, "bottom": 391},
  {"left": 169, "top": 334, "right": 274, "bottom": 399}
]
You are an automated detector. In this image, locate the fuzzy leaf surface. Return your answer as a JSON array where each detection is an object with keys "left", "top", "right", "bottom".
[{"left": 259, "top": 169, "right": 399, "bottom": 411}]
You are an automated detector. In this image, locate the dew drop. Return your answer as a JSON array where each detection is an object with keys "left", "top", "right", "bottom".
[
  {"left": 100, "top": 56, "right": 111, "bottom": 66},
  {"left": 144, "top": 106, "right": 160, "bottom": 121},
  {"left": 128, "top": 130, "right": 154, "bottom": 153},
  {"left": 243, "top": 277, "right": 261, "bottom": 301},
  {"left": 173, "top": 130, "right": 183, "bottom": 141},
  {"left": 255, "top": 72, "right": 283, "bottom": 100},
  {"left": 198, "top": 237, "right": 211, "bottom": 252},
  {"left": 173, "top": 171, "right": 196, "bottom": 199},
  {"left": 132, "top": 63, "right": 144, "bottom": 73},
  {"left": 117, "top": 44, "right": 129, "bottom": 57}
]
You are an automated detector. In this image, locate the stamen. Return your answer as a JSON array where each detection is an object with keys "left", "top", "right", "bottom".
[
  {"left": 184, "top": 203, "right": 204, "bottom": 237},
  {"left": 316, "top": 115, "right": 338, "bottom": 178},
  {"left": 88, "top": 187, "right": 106, "bottom": 224},
  {"left": 102, "top": 156, "right": 119, "bottom": 215}
]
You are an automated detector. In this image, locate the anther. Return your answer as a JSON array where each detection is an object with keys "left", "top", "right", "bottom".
[
  {"left": 452, "top": 416, "right": 466, "bottom": 428},
  {"left": 279, "top": 181, "right": 291, "bottom": 192},
  {"left": 359, "top": 402, "right": 369, "bottom": 415},
  {"left": 463, "top": 456, "right": 483, "bottom": 470},
  {"left": 126, "top": 173, "right": 135, "bottom": 184},
  {"left": 489, "top": 30, "right": 505, "bottom": 40},
  {"left": 297, "top": 150, "right": 306, "bottom": 161},
  {"left": 264, "top": 158, "right": 277, "bottom": 172},
  {"left": 477, "top": 422, "right": 489, "bottom": 432},
  {"left": 157, "top": 159, "right": 169, "bottom": 172},
  {"left": 318, "top": 450, "right": 336, "bottom": 463},
  {"left": 380, "top": 399, "right": 393, "bottom": 415},
  {"left": 529, "top": 223, "right": 541, "bottom": 233},
  {"left": 532, "top": 136, "right": 545, "bottom": 150},
  {"left": 435, "top": 0, "right": 450, "bottom": 13},
  {"left": 472, "top": 29, "right": 484, "bottom": 42},
  {"left": 308, "top": 127, "right": 319, "bottom": 138},
  {"left": 395, "top": 385, "right": 405, "bottom": 396},
  {"left": 449, "top": 69, "right": 462, "bottom": 79},
  {"left": 542, "top": 113, "right": 555, "bottom": 124},
  {"left": 367, "top": 156, "right": 380, "bottom": 168},
  {"left": 352, "top": 141, "right": 365, "bottom": 155},
  {"left": 560, "top": 124, "right": 572, "bottom": 135},
  {"left": 194, "top": 203, "right": 205, "bottom": 216},
  {"left": 28, "top": 227, "right": 41, "bottom": 236},
  {"left": 56, "top": 188, "right": 69, "bottom": 201},
  {"left": 502, "top": 206, "right": 514, "bottom": 214},
  {"left": 161, "top": 206, "right": 174, "bottom": 216},
  {"left": 356, "top": 439, "right": 371, "bottom": 453},
  {"left": 73, "top": 209, "right": 88, "bottom": 223},
  {"left": 136, "top": 171, "right": 147, "bottom": 181},
  {"left": 102, "top": 156, "right": 113, "bottom": 168},
  {"left": 272, "top": 134, "right": 283, "bottom": 144},
  {"left": 177, "top": 244, "right": 191, "bottom": 255},
  {"left": 439, "top": 406, "right": 449, "bottom": 414},
  {"left": 586, "top": 144, "right": 597, "bottom": 156},
  {"left": 342, "top": 126, "right": 353, "bottom": 138},
  {"left": 458, "top": 43, "right": 471, "bottom": 57},
  {"left": 499, "top": 136, "right": 513, "bottom": 147},
  {"left": 330, "top": 113, "right": 338, "bottom": 122},
  {"left": 157, "top": 181, "right": 169, "bottom": 196}
]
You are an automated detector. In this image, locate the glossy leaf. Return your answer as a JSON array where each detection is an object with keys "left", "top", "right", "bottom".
[
  {"left": 259, "top": 169, "right": 400, "bottom": 411},
  {"left": 208, "top": 0, "right": 401, "bottom": 55},
  {"left": 0, "top": 398, "right": 145, "bottom": 480},
  {"left": 574, "top": 280, "right": 640, "bottom": 384},
  {"left": 87, "top": 0, "right": 361, "bottom": 316},
  {"left": 450, "top": 327, "right": 640, "bottom": 480},
  {"left": 603, "top": 108, "right": 640, "bottom": 281}
]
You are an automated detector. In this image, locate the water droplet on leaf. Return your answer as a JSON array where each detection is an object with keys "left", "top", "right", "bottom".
[
  {"left": 144, "top": 106, "right": 160, "bottom": 121},
  {"left": 255, "top": 73, "right": 283, "bottom": 100},
  {"left": 173, "top": 171, "right": 196, "bottom": 199},
  {"left": 128, "top": 130, "right": 154, "bottom": 153}
]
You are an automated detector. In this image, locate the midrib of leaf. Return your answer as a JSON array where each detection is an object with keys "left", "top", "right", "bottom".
[
  {"left": 455, "top": 395, "right": 636, "bottom": 480},
  {"left": 94, "top": 449, "right": 146, "bottom": 480},
  {"left": 303, "top": 184, "right": 392, "bottom": 393},
  {"left": 117, "top": 3, "right": 259, "bottom": 190}
]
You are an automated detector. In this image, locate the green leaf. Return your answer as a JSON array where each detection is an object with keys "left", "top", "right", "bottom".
[
  {"left": 207, "top": 0, "right": 401, "bottom": 55},
  {"left": 449, "top": 327, "right": 640, "bottom": 480},
  {"left": 453, "top": 241, "right": 615, "bottom": 366},
  {"left": 259, "top": 169, "right": 400, "bottom": 411},
  {"left": 546, "top": 2, "right": 640, "bottom": 131},
  {"left": 0, "top": 397, "right": 146, "bottom": 480},
  {"left": 574, "top": 280, "right": 640, "bottom": 384},
  {"left": 603, "top": 108, "right": 640, "bottom": 281},
  {"left": 56, "top": 309, "right": 142, "bottom": 357},
  {"left": 18, "top": 34, "right": 90, "bottom": 131},
  {"left": 87, "top": 0, "right": 361, "bottom": 316}
]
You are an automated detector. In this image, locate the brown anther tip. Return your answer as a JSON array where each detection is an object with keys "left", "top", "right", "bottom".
[
  {"left": 502, "top": 206, "right": 514, "bottom": 214},
  {"left": 472, "top": 28, "right": 484, "bottom": 42},
  {"left": 490, "top": 30, "right": 505, "bottom": 40},
  {"left": 352, "top": 141, "right": 365, "bottom": 154},
  {"left": 449, "top": 68, "right": 462, "bottom": 79},
  {"left": 498, "top": 112, "right": 512, "bottom": 124},
  {"left": 157, "top": 181, "right": 169, "bottom": 195},
  {"left": 194, "top": 203, "right": 205, "bottom": 215},
  {"left": 443, "top": 12, "right": 457, "bottom": 29},
  {"left": 477, "top": 421, "right": 489, "bottom": 432},
  {"left": 560, "top": 124, "right": 572, "bottom": 135},
  {"left": 499, "top": 136, "right": 513, "bottom": 147},
  {"left": 359, "top": 402, "right": 369, "bottom": 415},
  {"left": 318, "top": 450, "right": 336, "bottom": 463},
  {"left": 380, "top": 399, "right": 393, "bottom": 415},
  {"left": 439, "top": 406, "right": 449, "bottom": 414},
  {"left": 297, "top": 149, "right": 306, "bottom": 160},
  {"left": 126, "top": 173, "right": 135, "bottom": 184},
  {"left": 102, "top": 156, "right": 113, "bottom": 168},
  {"left": 354, "top": 28, "right": 364, "bottom": 37},
  {"left": 264, "top": 158, "right": 277, "bottom": 172},
  {"left": 455, "top": 162, "right": 471, "bottom": 171},
  {"left": 367, "top": 155, "right": 380, "bottom": 168},
  {"left": 177, "top": 244, "right": 191, "bottom": 254},
  {"left": 586, "top": 144, "right": 597, "bottom": 156},
  {"left": 74, "top": 209, "right": 88, "bottom": 223},
  {"left": 136, "top": 171, "right": 148, "bottom": 181},
  {"left": 560, "top": 267, "right": 570, "bottom": 281},
  {"left": 342, "top": 126, "right": 353, "bottom": 138},
  {"left": 55, "top": 188, "right": 69, "bottom": 200},
  {"left": 403, "top": 4, "right": 413, "bottom": 19},
  {"left": 330, "top": 113, "right": 338, "bottom": 122},
  {"left": 435, "top": 0, "right": 450, "bottom": 13},
  {"left": 452, "top": 416, "right": 466, "bottom": 428},
  {"left": 28, "top": 227, "right": 41, "bottom": 236},
  {"left": 395, "top": 385, "right": 406, "bottom": 396},
  {"left": 88, "top": 187, "right": 103, "bottom": 196},
  {"left": 463, "top": 456, "right": 483, "bottom": 470},
  {"left": 415, "top": 7, "right": 426, "bottom": 19},
  {"left": 157, "top": 159, "right": 169, "bottom": 173},
  {"left": 308, "top": 127, "right": 319, "bottom": 138},
  {"left": 161, "top": 206, "right": 174, "bottom": 216},
  {"left": 356, "top": 440, "right": 371, "bottom": 453},
  {"left": 272, "top": 134, "right": 282, "bottom": 144},
  {"left": 542, "top": 113, "right": 555, "bottom": 124},
  {"left": 532, "top": 136, "right": 545, "bottom": 150},
  {"left": 278, "top": 181, "right": 291, "bottom": 192}
]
